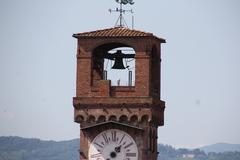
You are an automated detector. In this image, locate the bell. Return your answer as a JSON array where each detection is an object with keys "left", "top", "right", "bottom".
[
  {"left": 111, "top": 50, "right": 126, "bottom": 69},
  {"left": 112, "top": 57, "right": 125, "bottom": 69}
]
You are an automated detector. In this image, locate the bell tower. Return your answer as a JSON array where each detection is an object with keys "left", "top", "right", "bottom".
[
  {"left": 73, "top": 2, "right": 165, "bottom": 160},
  {"left": 73, "top": 26, "right": 166, "bottom": 160}
]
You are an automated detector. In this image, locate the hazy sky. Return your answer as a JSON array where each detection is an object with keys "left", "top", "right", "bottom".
[{"left": 0, "top": 0, "right": 240, "bottom": 148}]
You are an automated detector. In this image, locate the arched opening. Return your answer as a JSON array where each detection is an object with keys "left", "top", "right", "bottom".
[
  {"left": 119, "top": 115, "right": 128, "bottom": 123},
  {"left": 104, "top": 47, "right": 135, "bottom": 86},
  {"left": 141, "top": 115, "right": 149, "bottom": 125},
  {"left": 98, "top": 115, "right": 106, "bottom": 123},
  {"left": 75, "top": 115, "right": 84, "bottom": 123},
  {"left": 130, "top": 115, "right": 138, "bottom": 125},
  {"left": 109, "top": 115, "right": 117, "bottom": 121},
  {"left": 92, "top": 43, "right": 135, "bottom": 87},
  {"left": 87, "top": 115, "right": 96, "bottom": 123}
]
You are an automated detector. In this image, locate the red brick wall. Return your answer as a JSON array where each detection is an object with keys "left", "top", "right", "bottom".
[
  {"left": 73, "top": 35, "right": 165, "bottom": 160},
  {"left": 75, "top": 37, "right": 162, "bottom": 99}
]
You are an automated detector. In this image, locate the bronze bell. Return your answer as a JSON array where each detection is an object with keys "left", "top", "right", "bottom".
[
  {"left": 112, "top": 57, "right": 125, "bottom": 69},
  {"left": 111, "top": 50, "right": 126, "bottom": 69}
]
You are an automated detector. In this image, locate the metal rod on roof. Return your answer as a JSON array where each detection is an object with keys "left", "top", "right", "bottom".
[
  {"left": 120, "top": 2, "right": 123, "bottom": 27},
  {"left": 132, "top": 15, "right": 134, "bottom": 29},
  {"left": 109, "top": 0, "right": 135, "bottom": 28}
]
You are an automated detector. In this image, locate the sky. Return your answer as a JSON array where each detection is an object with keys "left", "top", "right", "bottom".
[{"left": 0, "top": 0, "right": 240, "bottom": 148}]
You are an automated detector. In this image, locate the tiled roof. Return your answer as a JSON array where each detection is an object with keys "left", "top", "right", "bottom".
[{"left": 73, "top": 27, "right": 165, "bottom": 41}]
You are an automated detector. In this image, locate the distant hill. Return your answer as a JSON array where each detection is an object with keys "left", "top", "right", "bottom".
[
  {"left": 1, "top": 136, "right": 240, "bottom": 160},
  {"left": 0, "top": 136, "right": 79, "bottom": 160},
  {"left": 158, "top": 144, "right": 240, "bottom": 160},
  {"left": 200, "top": 143, "right": 240, "bottom": 153}
]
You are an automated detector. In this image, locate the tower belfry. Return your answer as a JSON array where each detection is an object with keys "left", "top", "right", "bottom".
[{"left": 72, "top": 1, "right": 166, "bottom": 160}]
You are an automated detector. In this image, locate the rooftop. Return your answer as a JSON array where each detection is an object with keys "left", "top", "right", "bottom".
[{"left": 73, "top": 27, "right": 165, "bottom": 42}]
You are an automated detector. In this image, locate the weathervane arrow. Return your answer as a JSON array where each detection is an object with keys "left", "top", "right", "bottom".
[{"left": 115, "top": 0, "right": 134, "bottom": 5}]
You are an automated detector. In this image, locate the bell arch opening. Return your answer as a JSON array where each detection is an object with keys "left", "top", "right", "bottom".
[
  {"left": 92, "top": 43, "right": 135, "bottom": 87},
  {"left": 104, "top": 47, "right": 135, "bottom": 86}
]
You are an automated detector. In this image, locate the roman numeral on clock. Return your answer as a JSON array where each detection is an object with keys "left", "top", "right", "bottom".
[
  {"left": 126, "top": 152, "right": 137, "bottom": 157},
  {"left": 102, "top": 133, "right": 109, "bottom": 143},
  {"left": 111, "top": 130, "right": 117, "bottom": 142},
  {"left": 90, "top": 153, "right": 101, "bottom": 158},
  {"left": 94, "top": 142, "right": 103, "bottom": 148}
]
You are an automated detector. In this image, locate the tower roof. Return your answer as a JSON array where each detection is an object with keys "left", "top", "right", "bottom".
[{"left": 73, "top": 27, "right": 166, "bottom": 42}]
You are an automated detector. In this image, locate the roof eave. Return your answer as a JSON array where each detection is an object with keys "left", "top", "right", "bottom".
[
  {"left": 155, "top": 37, "right": 166, "bottom": 43},
  {"left": 72, "top": 34, "right": 166, "bottom": 43}
]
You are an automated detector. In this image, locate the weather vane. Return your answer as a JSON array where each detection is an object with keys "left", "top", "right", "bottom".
[{"left": 109, "top": 0, "right": 135, "bottom": 28}]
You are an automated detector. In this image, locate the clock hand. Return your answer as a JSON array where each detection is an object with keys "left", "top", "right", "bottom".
[{"left": 115, "top": 145, "right": 121, "bottom": 153}]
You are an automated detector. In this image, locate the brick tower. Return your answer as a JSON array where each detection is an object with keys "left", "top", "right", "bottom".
[{"left": 73, "top": 27, "right": 166, "bottom": 160}]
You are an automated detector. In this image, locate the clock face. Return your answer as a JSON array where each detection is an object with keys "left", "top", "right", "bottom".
[{"left": 89, "top": 129, "right": 138, "bottom": 160}]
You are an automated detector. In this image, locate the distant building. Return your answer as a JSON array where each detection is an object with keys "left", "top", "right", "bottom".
[{"left": 183, "top": 154, "right": 195, "bottom": 158}]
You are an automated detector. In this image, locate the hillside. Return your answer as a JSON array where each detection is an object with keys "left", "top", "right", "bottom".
[
  {"left": 0, "top": 137, "right": 240, "bottom": 160},
  {"left": 0, "top": 136, "right": 79, "bottom": 160},
  {"left": 200, "top": 143, "right": 240, "bottom": 153},
  {"left": 158, "top": 144, "right": 240, "bottom": 160}
]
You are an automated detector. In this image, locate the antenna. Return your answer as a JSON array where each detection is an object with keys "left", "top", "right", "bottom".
[{"left": 109, "top": 0, "right": 134, "bottom": 28}]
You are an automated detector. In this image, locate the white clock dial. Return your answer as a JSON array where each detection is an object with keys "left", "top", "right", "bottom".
[{"left": 89, "top": 129, "right": 138, "bottom": 160}]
